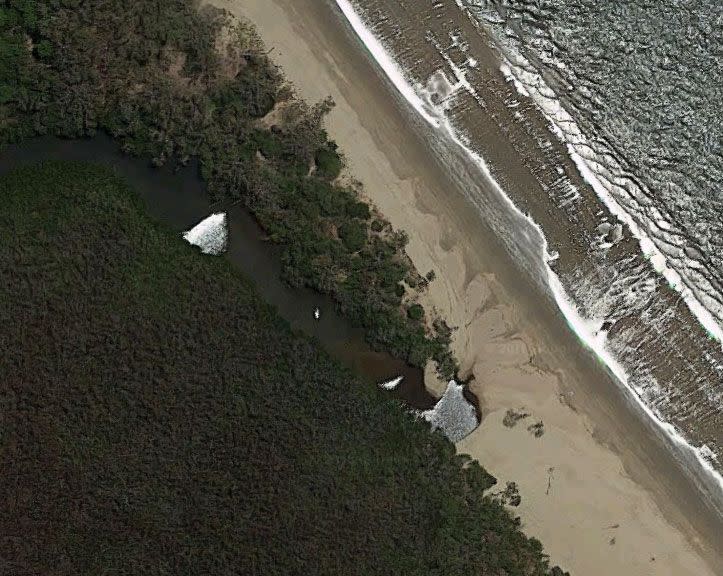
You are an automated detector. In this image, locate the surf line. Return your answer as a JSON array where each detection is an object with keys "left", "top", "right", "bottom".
[
  {"left": 332, "top": 0, "right": 723, "bottom": 495},
  {"left": 497, "top": 56, "right": 723, "bottom": 349}
]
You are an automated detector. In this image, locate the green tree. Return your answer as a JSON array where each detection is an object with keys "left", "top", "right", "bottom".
[
  {"left": 339, "top": 220, "right": 367, "bottom": 252},
  {"left": 315, "top": 145, "right": 342, "bottom": 179},
  {"left": 407, "top": 303, "right": 425, "bottom": 321}
]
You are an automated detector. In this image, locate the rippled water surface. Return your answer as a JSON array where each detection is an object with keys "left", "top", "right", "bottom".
[
  {"left": 337, "top": 0, "right": 723, "bottom": 500},
  {"left": 467, "top": 0, "right": 723, "bottom": 327}
]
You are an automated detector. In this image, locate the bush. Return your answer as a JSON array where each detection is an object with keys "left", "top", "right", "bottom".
[
  {"left": 407, "top": 303, "right": 424, "bottom": 321},
  {"left": 339, "top": 220, "right": 367, "bottom": 252},
  {"left": 253, "top": 129, "right": 284, "bottom": 159},
  {"left": 347, "top": 200, "right": 371, "bottom": 220},
  {"left": 315, "top": 145, "right": 342, "bottom": 179},
  {"left": 322, "top": 190, "right": 348, "bottom": 217}
]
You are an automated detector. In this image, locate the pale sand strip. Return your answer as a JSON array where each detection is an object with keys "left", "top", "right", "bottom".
[{"left": 210, "top": 1, "right": 721, "bottom": 574}]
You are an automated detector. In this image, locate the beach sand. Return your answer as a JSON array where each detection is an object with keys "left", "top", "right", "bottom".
[{"left": 209, "top": 1, "right": 722, "bottom": 574}]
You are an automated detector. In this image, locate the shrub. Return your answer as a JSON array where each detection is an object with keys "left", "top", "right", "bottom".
[
  {"left": 339, "top": 220, "right": 367, "bottom": 252},
  {"left": 347, "top": 200, "right": 371, "bottom": 220},
  {"left": 253, "top": 129, "right": 284, "bottom": 159},
  {"left": 315, "top": 145, "right": 342, "bottom": 179},
  {"left": 407, "top": 303, "right": 424, "bottom": 321}
]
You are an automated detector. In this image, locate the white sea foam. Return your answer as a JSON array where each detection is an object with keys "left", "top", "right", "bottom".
[
  {"left": 333, "top": 0, "right": 723, "bottom": 493},
  {"left": 421, "top": 381, "right": 478, "bottom": 442},
  {"left": 498, "top": 58, "right": 723, "bottom": 348},
  {"left": 495, "top": 54, "right": 723, "bottom": 489},
  {"left": 182, "top": 212, "right": 228, "bottom": 255},
  {"left": 334, "top": 0, "right": 440, "bottom": 128}
]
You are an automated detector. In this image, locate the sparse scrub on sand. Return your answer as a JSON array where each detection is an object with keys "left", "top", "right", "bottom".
[
  {"left": 495, "top": 481, "right": 522, "bottom": 507},
  {"left": 528, "top": 421, "right": 546, "bottom": 438},
  {"left": 503, "top": 408, "right": 531, "bottom": 428}
]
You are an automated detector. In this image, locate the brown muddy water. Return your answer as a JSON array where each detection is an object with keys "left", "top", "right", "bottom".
[{"left": 0, "top": 134, "right": 479, "bottom": 415}]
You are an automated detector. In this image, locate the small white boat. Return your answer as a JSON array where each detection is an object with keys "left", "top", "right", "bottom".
[{"left": 313, "top": 307, "right": 320, "bottom": 320}]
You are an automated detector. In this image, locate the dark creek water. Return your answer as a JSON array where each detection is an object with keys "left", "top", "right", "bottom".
[{"left": 0, "top": 134, "right": 459, "bottom": 413}]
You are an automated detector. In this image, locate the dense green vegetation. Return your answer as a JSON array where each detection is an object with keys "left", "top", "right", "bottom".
[
  {"left": 0, "top": 162, "right": 568, "bottom": 575},
  {"left": 0, "top": 0, "right": 455, "bottom": 376}
]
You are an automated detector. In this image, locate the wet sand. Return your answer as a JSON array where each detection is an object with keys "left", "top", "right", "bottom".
[{"left": 210, "top": 0, "right": 722, "bottom": 574}]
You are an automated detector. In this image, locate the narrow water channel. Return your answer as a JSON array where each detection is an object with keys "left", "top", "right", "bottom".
[{"left": 1, "top": 135, "right": 444, "bottom": 411}]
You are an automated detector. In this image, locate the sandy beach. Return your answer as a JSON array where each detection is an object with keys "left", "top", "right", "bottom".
[{"left": 210, "top": 0, "right": 722, "bottom": 574}]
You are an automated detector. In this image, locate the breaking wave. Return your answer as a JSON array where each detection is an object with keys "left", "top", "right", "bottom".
[{"left": 334, "top": 0, "right": 723, "bottom": 499}]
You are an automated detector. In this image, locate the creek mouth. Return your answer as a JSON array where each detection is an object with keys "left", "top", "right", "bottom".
[{"left": 1, "top": 134, "right": 481, "bottom": 419}]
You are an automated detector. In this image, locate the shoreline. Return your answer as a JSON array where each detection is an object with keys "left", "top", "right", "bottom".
[
  {"left": 213, "top": 0, "right": 723, "bottom": 574},
  {"left": 330, "top": 0, "right": 723, "bottom": 496},
  {"left": 485, "top": 4, "right": 723, "bottom": 350},
  {"left": 495, "top": 41, "right": 723, "bottom": 493}
]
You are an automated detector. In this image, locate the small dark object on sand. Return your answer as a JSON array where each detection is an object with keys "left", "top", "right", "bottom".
[
  {"left": 503, "top": 408, "right": 530, "bottom": 428},
  {"left": 527, "top": 421, "right": 545, "bottom": 438}
]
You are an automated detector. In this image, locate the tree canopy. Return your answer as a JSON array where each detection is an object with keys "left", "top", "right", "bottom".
[
  {"left": 0, "top": 0, "right": 456, "bottom": 376},
  {"left": 0, "top": 161, "right": 568, "bottom": 576}
]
